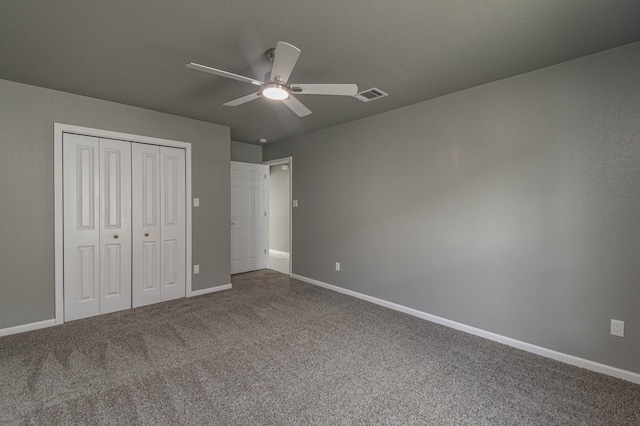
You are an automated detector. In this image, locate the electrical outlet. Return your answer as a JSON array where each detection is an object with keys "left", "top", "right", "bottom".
[
  {"left": 292, "top": 199, "right": 298, "bottom": 208},
  {"left": 193, "top": 265, "right": 200, "bottom": 274},
  {"left": 335, "top": 262, "right": 340, "bottom": 271},
  {"left": 193, "top": 198, "right": 200, "bottom": 207},
  {"left": 611, "top": 319, "right": 624, "bottom": 337}
]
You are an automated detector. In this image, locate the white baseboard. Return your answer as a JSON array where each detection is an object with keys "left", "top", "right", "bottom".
[
  {"left": 291, "top": 273, "right": 640, "bottom": 385},
  {"left": 1, "top": 286, "right": 233, "bottom": 337},
  {"left": 189, "top": 283, "right": 232, "bottom": 297},
  {"left": 0, "top": 318, "right": 57, "bottom": 338},
  {"left": 269, "top": 249, "right": 290, "bottom": 258}
]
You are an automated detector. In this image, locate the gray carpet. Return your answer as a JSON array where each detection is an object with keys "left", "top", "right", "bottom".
[{"left": 1, "top": 270, "right": 639, "bottom": 425}]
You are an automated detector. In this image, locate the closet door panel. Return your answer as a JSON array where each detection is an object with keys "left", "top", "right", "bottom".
[
  {"left": 99, "top": 138, "right": 132, "bottom": 314},
  {"left": 63, "top": 134, "right": 100, "bottom": 321},
  {"left": 132, "top": 143, "right": 162, "bottom": 307},
  {"left": 160, "top": 146, "right": 186, "bottom": 301}
]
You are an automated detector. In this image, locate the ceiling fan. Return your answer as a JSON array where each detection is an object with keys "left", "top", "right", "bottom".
[{"left": 186, "top": 41, "right": 358, "bottom": 117}]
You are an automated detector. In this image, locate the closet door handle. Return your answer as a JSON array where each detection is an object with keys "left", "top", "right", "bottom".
[
  {"left": 114, "top": 235, "right": 119, "bottom": 239},
  {"left": 145, "top": 233, "right": 149, "bottom": 237}
]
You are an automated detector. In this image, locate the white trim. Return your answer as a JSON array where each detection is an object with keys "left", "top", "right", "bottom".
[
  {"left": 291, "top": 273, "right": 640, "bottom": 385},
  {"left": 54, "top": 123, "right": 193, "bottom": 323},
  {"left": 0, "top": 319, "right": 57, "bottom": 337},
  {"left": 54, "top": 127, "right": 64, "bottom": 325},
  {"left": 185, "top": 144, "right": 193, "bottom": 298},
  {"left": 269, "top": 249, "right": 290, "bottom": 258},
  {"left": 264, "top": 168, "right": 271, "bottom": 270},
  {"left": 189, "top": 284, "right": 232, "bottom": 297},
  {"left": 263, "top": 156, "right": 293, "bottom": 276}
]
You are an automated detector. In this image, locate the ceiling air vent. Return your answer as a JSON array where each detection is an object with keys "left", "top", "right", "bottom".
[{"left": 353, "top": 88, "right": 388, "bottom": 103}]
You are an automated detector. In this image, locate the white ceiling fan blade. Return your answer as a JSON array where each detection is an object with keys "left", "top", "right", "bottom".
[
  {"left": 281, "top": 96, "right": 311, "bottom": 117},
  {"left": 270, "top": 42, "right": 301, "bottom": 84},
  {"left": 186, "top": 63, "right": 263, "bottom": 86},
  {"left": 223, "top": 91, "right": 262, "bottom": 106},
  {"left": 290, "top": 84, "right": 358, "bottom": 96}
]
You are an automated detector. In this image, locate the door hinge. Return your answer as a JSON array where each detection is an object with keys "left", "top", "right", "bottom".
[
  {"left": 264, "top": 174, "right": 267, "bottom": 179},
  {"left": 264, "top": 211, "right": 267, "bottom": 216},
  {"left": 264, "top": 249, "right": 266, "bottom": 254}
]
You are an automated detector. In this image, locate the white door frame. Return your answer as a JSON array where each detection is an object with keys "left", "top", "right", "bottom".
[
  {"left": 263, "top": 156, "right": 293, "bottom": 276},
  {"left": 54, "top": 123, "right": 193, "bottom": 325}
]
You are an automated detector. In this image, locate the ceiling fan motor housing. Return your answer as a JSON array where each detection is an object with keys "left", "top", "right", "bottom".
[{"left": 266, "top": 47, "right": 276, "bottom": 63}]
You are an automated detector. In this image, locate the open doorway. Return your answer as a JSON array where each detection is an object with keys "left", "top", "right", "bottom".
[{"left": 264, "top": 157, "right": 292, "bottom": 275}]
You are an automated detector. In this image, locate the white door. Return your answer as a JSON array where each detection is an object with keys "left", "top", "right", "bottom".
[
  {"left": 231, "top": 161, "right": 266, "bottom": 274},
  {"left": 63, "top": 132, "right": 188, "bottom": 320},
  {"left": 64, "top": 134, "right": 101, "bottom": 321},
  {"left": 160, "top": 146, "right": 186, "bottom": 301},
  {"left": 132, "top": 143, "right": 162, "bottom": 307},
  {"left": 132, "top": 143, "right": 186, "bottom": 307},
  {"left": 63, "top": 134, "right": 132, "bottom": 321},
  {"left": 99, "top": 138, "right": 132, "bottom": 314}
]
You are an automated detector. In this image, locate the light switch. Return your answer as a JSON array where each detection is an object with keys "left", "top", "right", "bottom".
[
  {"left": 193, "top": 198, "right": 200, "bottom": 207},
  {"left": 292, "top": 199, "right": 298, "bottom": 207}
]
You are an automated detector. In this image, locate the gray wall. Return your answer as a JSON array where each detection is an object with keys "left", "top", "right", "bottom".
[
  {"left": 264, "top": 42, "right": 640, "bottom": 374},
  {"left": 0, "top": 79, "right": 231, "bottom": 329},
  {"left": 269, "top": 165, "right": 290, "bottom": 253},
  {"left": 231, "top": 141, "right": 262, "bottom": 164}
]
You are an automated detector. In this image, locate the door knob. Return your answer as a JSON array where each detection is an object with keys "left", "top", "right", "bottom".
[
  {"left": 145, "top": 233, "right": 149, "bottom": 237},
  {"left": 114, "top": 235, "right": 119, "bottom": 239}
]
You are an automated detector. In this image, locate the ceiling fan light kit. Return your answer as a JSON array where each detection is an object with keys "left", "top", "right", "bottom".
[
  {"left": 262, "top": 84, "right": 290, "bottom": 100},
  {"left": 186, "top": 41, "right": 358, "bottom": 117}
]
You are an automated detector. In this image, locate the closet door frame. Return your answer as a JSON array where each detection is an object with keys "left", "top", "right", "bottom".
[{"left": 54, "top": 123, "right": 193, "bottom": 325}]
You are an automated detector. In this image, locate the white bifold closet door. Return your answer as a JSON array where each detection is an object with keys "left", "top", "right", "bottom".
[
  {"left": 132, "top": 144, "right": 186, "bottom": 308},
  {"left": 64, "top": 134, "right": 186, "bottom": 321},
  {"left": 63, "top": 134, "right": 132, "bottom": 321}
]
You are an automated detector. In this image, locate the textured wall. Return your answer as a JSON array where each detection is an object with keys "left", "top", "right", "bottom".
[
  {"left": 0, "top": 80, "right": 230, "bottom": 329},
  {"left": 231, "top": 141, "right": 262, "bottom": 164},
  {"left": 269, "top": 165, "right": 290, "bottom": 253},
  {"left": 264, "top": 42, "right": 640, "bottom": 373}
]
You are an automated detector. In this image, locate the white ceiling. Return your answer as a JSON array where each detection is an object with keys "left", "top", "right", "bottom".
[{"left": 2, "top": 0, "right": 640, "bottom": 144}]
